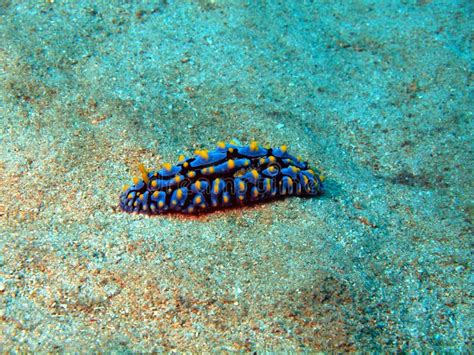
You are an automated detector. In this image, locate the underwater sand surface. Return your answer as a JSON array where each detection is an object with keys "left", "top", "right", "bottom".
[{"left": 0, "top": 1, "right": 472, "bottom": 351}]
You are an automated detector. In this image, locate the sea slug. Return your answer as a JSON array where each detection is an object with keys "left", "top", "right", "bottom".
[{"left": 119, "top": 141, "right": 325, "bottom": 214}]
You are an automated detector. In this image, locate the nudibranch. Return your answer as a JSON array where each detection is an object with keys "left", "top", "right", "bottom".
[{"left": 119, "top": 141, "right": 325, "bottom": 214}]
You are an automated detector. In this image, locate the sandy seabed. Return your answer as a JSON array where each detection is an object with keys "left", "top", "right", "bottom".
[{"left": 0, "top": 1, "right": 472, "bottom": 351}]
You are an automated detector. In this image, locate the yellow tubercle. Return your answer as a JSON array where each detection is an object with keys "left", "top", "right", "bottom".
[
  {"left": 195, "top": 149, "right": 209, "bottom": 160},
  {"left": 251, "top": 169, "right": 259, "bottom": 179},
  {"left": 178, "top": 154, "right": 186, "bottom": 162},
  {"left": 177, "top": 189, "right": 183, "bottom": 200},
  {"left": 187, "top": 171, "right": 196, "bottom": 178},
  {"left": 223, "top": 195, "right": 229, "bottom": 203},
  {"left": 163, "top": 162, "right": 172, "bottom": 172},
  {"left": 122, "top": 184, "right": 130, "bottom": 192},
  {"left": 217, "top": 141, "right": 226, "bottom": 149},
  {"left": 228, "top": 147, "right": 234, "bottom": 153},
  {"left": 195, "top": 180, "right": 202, "bottom": 190},
  {"left": 320, "top": 175, "right": 326, "bottom": 182},
  {"left": 268, "top": 156, "right": 276, "bottom": 163},
  {"left": 174, "top": 175, "right": 182, "bottom": 183},
  {"left": 151, "top": 180, "right": 157, "bottom": 188},
  {"left": 127, "top": 193, "right": 133, "bottom": 199},
  {"left": 249, "top": 141, "right": 258, "bottom": 152},
  {"left": 153, "top": 191, "right": 159, "bottom": 197},
  {"left": 158, "top": 201, "right": 165, "bottom": 208},
  {"left": 183, "top": 162, "right": 189, "bottom": 168},
  {"left": 208, "top": 166, "right": 215, "bottom": 174},
  {"left": 195, "top": 195, "right": 202, "bottom": 204},
  {"left": 227, "top": 159, "right": 235, "bottom": 169},
  {"left": 132, "top": 176, "right": 140, "bottom": 185},
  {"left": 138, "top": 163, "right": 149, "bottom": 184},
  {"left": 280, "top": 145, "right": 288, "bottom": 153},
  {"left": 213, "top": 179, "right": 220, "bottom": 194},
  {"left": 239, "top": 181, "right": 245, "bottom": 191}
]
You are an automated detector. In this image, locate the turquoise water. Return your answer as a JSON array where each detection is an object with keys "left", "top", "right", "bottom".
[{"left": 0, "top": 1, "right": 472, "bottom": 351}]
